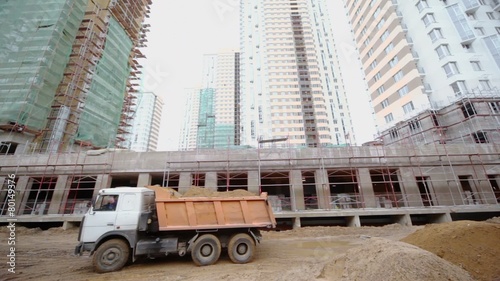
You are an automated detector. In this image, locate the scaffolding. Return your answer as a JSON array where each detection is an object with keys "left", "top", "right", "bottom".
[{"left": 0, "top": 0, "right": 88, "bottom": 139}]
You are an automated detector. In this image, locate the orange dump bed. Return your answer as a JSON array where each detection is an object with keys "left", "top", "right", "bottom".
[{"left": 147, "top": 186, "right": 277, "bottom": 231}]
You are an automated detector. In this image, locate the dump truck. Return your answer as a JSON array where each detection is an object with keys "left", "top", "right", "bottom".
[{"left": 74, "top": 186, "right": 276, "bottom": 273}]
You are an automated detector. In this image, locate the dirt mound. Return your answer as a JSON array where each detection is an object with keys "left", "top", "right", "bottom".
[
  {"left": 401, "top": 220, "right": 500, "bottom": 281},
  {"left": 319, "top": 238, "right": 474, "bottom": 281},
  {"left": 181, "top": 186, "right": 256, "bottom": 197}
]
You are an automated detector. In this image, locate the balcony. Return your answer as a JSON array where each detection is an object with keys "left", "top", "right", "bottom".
[
  {"left": 462, "top": 0, "right": 480, "bottom": 12},
  {"left": 491, "top": 0, "right": 500, "bottom": 11},
  {"left": 417, "top": 66, "right": 426, "bottom": 77},
  {"left": 423, "top": 83, "right": 432, "bottom": 93},
  {"left": 412, "top": 50, "right": 420, "bottom": 61}
]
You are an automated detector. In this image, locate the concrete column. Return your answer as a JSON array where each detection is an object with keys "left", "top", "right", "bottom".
[
  {"left": 15, "top": 176, "right": 30, "bottom": 216},
  {"left": 178, "top": 172, "right": 192, "bottom": 194},
  {"left": 315, "top": 169, "right": 330, "bottom": 209},
  {"left": 347, "top": 216, "right": 361, "bottom": 227},
  {"left": 48, "top": 175, "right": 69, "bottom": 215},
  {"left": 290, "top": 170, "right": 305, "bottom": 210},
  {"left": 247, "top": 170, "right": 260, "bottom": 194},
  {"left": 293, "top": 217, "right": 301, "bottom": 229},
  {"left": 137, "top": 173, "right": 152, "bottom": 187},
  {"left": 205, "top": 172, "right": 217, "bottom": 191},
  {"left": 399, "top": 168, "right": 423, "bottom": 207},
  {"left": 396, "top": 214, "right": 412, "bottom": 226},
  {"left": 93, "top": 174, "right": 111, "bottom": 197},
  {"left": 358, "top": 168, "right": 377, "bottom": 208}
]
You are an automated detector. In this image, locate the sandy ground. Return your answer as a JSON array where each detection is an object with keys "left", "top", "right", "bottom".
[{"left": 1, "top": 220, "right": 499, "bottom": 281}]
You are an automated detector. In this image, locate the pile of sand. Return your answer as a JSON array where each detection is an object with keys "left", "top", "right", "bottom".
[
  {"left": 401, "top": 220, "right": 500, "bottom": 281},
  {"left": 319, "top": 238, "right": 474, "bottom": 281},
  {"left": 181, "top": 186, "right": 256, "bottom": 197}
]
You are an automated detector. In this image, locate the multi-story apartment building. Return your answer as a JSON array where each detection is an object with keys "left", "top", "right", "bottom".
[
  {"left": 345, "top": 0, "right": 500, "bottom": 145},
  {"left": 0, "top": 0, "right": 151, "bottom": 154},
  {"left": 179, "top": 88, "right": 202, "bottom": 151},
  {"left": 125, "top": 92, "right": 163, "bottom": 152},
  {"left": 180, "top": 51, "right": 241, "bottom": 150},
  {"left": 240, "top": 0, "right": 356, "bottom": 148}
]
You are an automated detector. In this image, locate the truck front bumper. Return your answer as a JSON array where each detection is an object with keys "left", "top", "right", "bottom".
[{"left": 74, "top": 242, "right": 95, "bottom": 256}]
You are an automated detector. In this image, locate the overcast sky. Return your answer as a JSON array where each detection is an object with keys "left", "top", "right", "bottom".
[{"left": 142, "top": 1, "right": 376, "bottom": 151}]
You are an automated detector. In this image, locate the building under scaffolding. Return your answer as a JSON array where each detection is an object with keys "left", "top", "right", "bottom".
[
  {"left": 0, "top": 0, "right": 151, "bottom": 154},
  {"left": 378, "top": 90, "right": 500, "bottom": 146},
  {"left": 0, "top": 143, "right": 499, "bottom": 228}
]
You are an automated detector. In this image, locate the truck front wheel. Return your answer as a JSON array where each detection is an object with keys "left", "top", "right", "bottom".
[
  {"left": 92, "top": 239, "right": 130, "bottom": 273},
  {"left": 191, "top": 234, "right": 221, "bottom": 266},
  {"left": 228, "top": 233, "right": 255, "bottom": 264}
]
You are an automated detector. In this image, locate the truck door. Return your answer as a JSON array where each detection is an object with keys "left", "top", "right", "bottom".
[{"left": 80, "top": 194, "right": 120, "bottom": 243}]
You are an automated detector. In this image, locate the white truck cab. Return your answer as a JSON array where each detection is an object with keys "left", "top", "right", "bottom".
[{"left": 77, "top": 187, "right": 155, "bottom": 249}]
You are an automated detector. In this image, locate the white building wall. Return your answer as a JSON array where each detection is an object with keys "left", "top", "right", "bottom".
[{"left": 127, "top": 92, "right": 163, "bottom": 152}]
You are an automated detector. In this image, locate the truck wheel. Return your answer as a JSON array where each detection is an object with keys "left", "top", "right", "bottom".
[
  {"left": 228, "top": 233, "right": 255, "bottom": 264},
  {"left": 92, "top": 239, "right": 130, "bottom": 273},
  {"left": 191, "top": 234, "right": 221, "bottom": 266}
]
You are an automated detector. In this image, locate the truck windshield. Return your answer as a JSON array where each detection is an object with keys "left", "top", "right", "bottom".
[{"left": 94, "top": 195, "right": 119, "bottom": 211}]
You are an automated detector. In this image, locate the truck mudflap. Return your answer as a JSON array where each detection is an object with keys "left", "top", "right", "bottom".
[
  {"left": 249, "top": 229, "right": 262, "bottom": 244},
  {"left": 74, "top": 242, "right": 96, "bottom": 255}
]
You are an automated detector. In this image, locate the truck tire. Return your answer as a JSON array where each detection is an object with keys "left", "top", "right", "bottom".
[
  {"left": 191, "top": 234, "right": 221, "bottom": 266},
  {"left": 228, "top": 233, "right": 255, "bottom": 264},
  {"left": 92, "top": 239, "right": 130, "bottom": 273}
]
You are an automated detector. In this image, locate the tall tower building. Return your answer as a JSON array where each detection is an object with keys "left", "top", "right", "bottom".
[
  {"left": 0, "top": 0, "right": 151, "bottom": 154},
  {"left": 180, "top": 51, "right": 241, "bottom": 150},
  {"left": 126, "top": 92, "right": 163, "bottom": 152},
  {"left": 345, "top": 0, "right": 500, "bottom": 145},
  {"left": 240, "top": 0, "right": 356, "bottom": 148}
]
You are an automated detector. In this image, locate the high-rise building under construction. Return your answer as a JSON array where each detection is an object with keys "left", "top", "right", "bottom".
[
  {"left": 345, "top": 0, "right": 500, "bottom": 145},
  {"left": 240, "top": 0, "right": 356, "bottom": 148},
  {"left": 0, "top": 0, "right": 151, "bottom": 154}
]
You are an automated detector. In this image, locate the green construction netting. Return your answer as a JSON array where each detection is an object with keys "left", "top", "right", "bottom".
[
  {"left": 197, "top": 88, "right": 236, "bottom": 148},
  {"left": 76, "top": 16, "right": 133, "bottom": 147},
  {"left": 0, "top": 0, "right": 87, "bottom": 130}
]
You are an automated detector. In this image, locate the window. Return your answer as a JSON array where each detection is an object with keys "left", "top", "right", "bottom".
[
  {"left": 466, "top": 12, "right": 476, "bottom": 20},
  {"left": 393, "top": 70, "right": 404, "bottom": 82},
  {"left": 389, "top": 129, "right": 399, "bottom": 139},
  {"left": 384, "top": 113, "right": 394, "bottom": 123},
  {"left": 474, "top": 27, "right": 485, "bottom": 36},
  {"left": 472, "top": 131, "right": 488, "bottom": 143},
  {"left": 461, "top": 102, "right": 476, "bottom": 117},
  {"left": 370, "top": 60, "right": 378, "bottom": 69},
  {"left": 381, "top": 30, "right": 390, "bottom": 41},
  {"left": 384, "top": 43, "right": 394, "bottom": 54},
  {"left": 428, "top": 28, "right": 444, "bottom": 42},
  {"left": 381, "top": 98, "right": 389, "bottom": 108},
  {"left": 470, "top": 61, "right": 482, "bottom": 71},
  {"left": 374, "top": 72, "right": 381, "bottom": 82},
  {"left": 447, "top": 4, "right": 475, "bottom": 41},
  {"left": 479, "top": 80, "right": 492, "bottom": 90},
  {"left": 489, "top": 102, "right": 500, "bottom": 113},
  {"left": 486, "top": 12, "right": 495, "bottom": 20},
  {"left": 422, "top": 13, "right": 436, "bottom": 27},
  {"left": 389, "top": 56, "right": 399, "bottom": 68},
  {"left": 95, "top": 195, "right": 119, "bottom": 211},
  {"left": 416, "top": 0, "right": 429, "bottom": 12},
  {"left": 373, "top": 7, "right": 381, "bottom": 18},
  {"left": 451, "top": 81, "right": 468, "bottom": 96},
  {"left": 408, "top": 119, "right": 421, "bottom": 131},
  {"left": 398, "top": 85, "right": 409, "bottom": 97},
  {"left": 403, "top": 101, "right": 415, "bottom": 114},
  {"left": 377, "top": 85, "right": 385, "bottom": 95},
  {"left": 376, "top": 18, "right": 386, "bottom": 30},
  {"left": 367, "top": 48, "right": 374, "bottom": 58},
  {"left": 496, "top": 27, "right": 500, "bottom": 35},
  {"left": 364, "top": 37, "right": 371, "bottom": 46},
  {"left": 435, "top": 44, "right": 451, "bottom": 59},
  {"left": 442, "top": 62, "right": 460, "bottom": 77}
]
